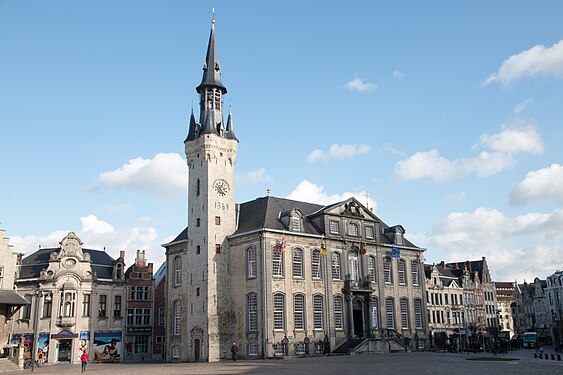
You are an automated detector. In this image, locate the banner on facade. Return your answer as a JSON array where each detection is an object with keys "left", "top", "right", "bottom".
[
  {"left": 38, "top": 333, "right": 50, "bottom": 363},
  {"left": 93, "top": 331, "right": 122, "bottom": 363},
  {"left": 79, "top": 331, "right": 90, "bottom": 354}
]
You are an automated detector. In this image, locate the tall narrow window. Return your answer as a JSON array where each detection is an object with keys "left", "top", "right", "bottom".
[
  {"left": 411, "top": 261, "right": 420, "bottom": 286},
  {"left": 0, "top": 266, "right": 3, "bottom": 289},
  {"left": 196, "top": 178, "right": 200, "bottom": 196},
  {"left": 349, "top": 253, "right": 359, "bottom": 282},
  {"left": 400, "top": 298, "right": 409, "bottom": 329},
  {"left": 365, "top": 226, "right": 374, "bottom": 239},
  {"left": 173, "top": 300, "right": 181, "bottom": 335},
  {"left": 313, "top": 295, "right": 324, "bottom": 330},
  {"left": 384, "top": 257, "right": 392, "bottom": 284},
  {"left": 246, "top": 246, "right": 257, "bottom": 278},
  {"left": 294, "top": 294, "right": 305, "bottom": 330},
  {"left": 311, "top": 250, "right": 321, "bottom": 279},
  {"left": 398, "top": 259, "right": 406, "bottom": 285},
  {"left": 292, "top": 248, "right": 303, "bottom": 278},
  {"left": 159, "top": 307, "right": 165, "bottom": 326},
  {"left": 82, "top": 294, "right": 91, "bottom": 317},
  {"left": 22, "top": 295, "right": 32, "bottom": 319},
  {"left": 42, "top": 293, "right": 52, "bottom": 318},
  {"left": 113, "top": 295, "right": 122, "bottom": 318},
  {"left": 291, "top": 216, "right": 300, "bottom": 231},
  {"left": 247, "top": 293, "right": 257, "bottom": 331},
  {"left": 334, "top": 296, "right": 343, "bottom": 329},
  {"left": 331, "top": 252, "right": 341, "bottom": 280},
  {"left": 62, "top": 292, "right": 76, "bottom": 318},
  {"left": 174, "top": 256, "right": 182, "bottom": 286},
  {"left": 273, "top": 293, "right": 285, "bottom": 330},
  {"left": 386, "top": 298, "right": 395, "bottom": 329},
  {"left": 272, "top": 246, "right": 283, "bottom": 277},
  {"left": 371, "top": 298, "right": 379, "bottom": 329},
  {"left": 368, "top": 256, "right": 377, "bottom": 283},
  {"left": 98, "top": 295, "right": 107, "bottom": 317}
]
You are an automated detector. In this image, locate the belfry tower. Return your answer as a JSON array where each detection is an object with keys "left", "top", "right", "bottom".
[{"left": 183, "top": 15, "right": 238, "bottom": 361}]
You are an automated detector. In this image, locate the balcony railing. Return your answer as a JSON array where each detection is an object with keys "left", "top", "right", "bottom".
[{"left": 343, "top": 276, "right": 373, "bottom": 293}]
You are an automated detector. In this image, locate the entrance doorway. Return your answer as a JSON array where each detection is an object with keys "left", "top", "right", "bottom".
[
  {"left": 353, "top": 299, "right": 364, "bottom": 338},
  {"left": 194, "top": 339, "right": 200, "bottom": 361},
  {"left": 58, "top": 339, "right": 72, "bottom": 363}
]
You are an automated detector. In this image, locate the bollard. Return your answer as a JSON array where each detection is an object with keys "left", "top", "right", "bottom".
[
  {"left": 551, "top": 354, "right": 555, "bottom": 360},
  {"left": 544, "top": 354, "right": 548, "bottom": 360},
  {"left": 534, "top": 353, "right": 537, "bottom": 358},
  {"left": 557, "top": 354, "right": 561, "bottom": 361}
]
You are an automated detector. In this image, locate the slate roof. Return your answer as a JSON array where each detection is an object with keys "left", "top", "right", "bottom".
[{"left": 18, "top": 247, "right": 117, "bottom": 280}]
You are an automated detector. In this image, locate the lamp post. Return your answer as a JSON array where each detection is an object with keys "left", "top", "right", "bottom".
[{"left": 31, "top": 290, "right": 50, "bottom": 372}]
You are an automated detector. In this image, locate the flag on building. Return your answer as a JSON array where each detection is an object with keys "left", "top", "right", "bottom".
[
  {"left": 320, "top": 242, "right": 327, "bottom": 255},
  {"left": 391, "top": 246, "right": 400, "bottom": 258},
  {"left": 417, "top": 250, "right": 424, "bottom": 261},
  {"left": 280, "top": 236, "right": 286, "bottom": 254},
  {"left": 361, "top": 241, "right": 367, "bottom": 254}
]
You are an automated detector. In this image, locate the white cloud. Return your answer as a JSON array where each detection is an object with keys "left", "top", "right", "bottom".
[
  {"left": 510, "top": 163, "right": 563, "bottom": 205},
  {"left": 392, "top": 70, "right": 405, "bottom": 79},
  {"left": 235, "top": 168, "right": 272, "bottom": 185},
  {"left": 514, "top": 98, "right": 534, "bottom": 114},
  {"left": 395, "top": 120, "right": 543, "bottom": 182},
  {"left": 417, "top": 207, "right": 563, "bottom": 281},
  {"left": 99, "top": 152, "right": 186, "bottom": 198},
  {"left": 484, "top": 39, "right": 563, "bottom": 86},
  {"left": 479, "top": 121, "right": 543, "bottom": 155},
  {"left": 10, "top": 215, "right": 161, "bottom": 269},
  {"left": 344, "top": 77, "right": 377, "bottom": 92},
  {"left": 307, "top": 144, "right": 370, "bottom": 162},
  {"left": 286, "top": 180, "right": 377, "bottom": 211}
]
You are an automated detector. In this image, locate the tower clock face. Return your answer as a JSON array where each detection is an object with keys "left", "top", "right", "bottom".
[{"left": 213, "top": 179, "right": 230, "bottom": 197}]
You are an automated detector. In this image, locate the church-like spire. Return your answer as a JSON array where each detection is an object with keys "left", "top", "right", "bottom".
[
  {"left": 196, "top": 15, "right": 227, "bottom": 94},
  {"left": 185, "top": 108, "right": 199, "bottom": 142},
  {"left": 225, "top": 107, "right": 238, "bottom": 141}
]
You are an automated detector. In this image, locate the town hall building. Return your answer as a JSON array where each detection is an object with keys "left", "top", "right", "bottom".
[{"left": 164, "top": 17, "right": 428, "bottom": 362}]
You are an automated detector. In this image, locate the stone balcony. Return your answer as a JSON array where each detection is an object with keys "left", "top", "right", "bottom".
[{"left": 55, "top": 316, "right": 75, "bottom": 328}]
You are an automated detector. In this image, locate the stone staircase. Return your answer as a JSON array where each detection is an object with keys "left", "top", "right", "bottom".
[
  {"left": 0, "top": 357, "right": 21, "bottom": 372},
  {"left": 332, "top": 338, "right": 366, "bottom": 354}
]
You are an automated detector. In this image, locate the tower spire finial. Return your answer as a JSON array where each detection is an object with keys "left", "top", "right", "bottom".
[{"left": 211, "top": 8, "right": 216, "bottom": 29}]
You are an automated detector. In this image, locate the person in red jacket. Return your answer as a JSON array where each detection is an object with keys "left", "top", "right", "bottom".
[{"left": 80, "top": 351, "right": 89, "bottom": 373}]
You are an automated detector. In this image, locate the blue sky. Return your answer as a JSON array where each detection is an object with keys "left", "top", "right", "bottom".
[{"left": 1, "top": 1, "right": 563, "bottom": 282}]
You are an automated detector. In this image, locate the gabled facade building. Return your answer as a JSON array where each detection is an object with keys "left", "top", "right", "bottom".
[
  {"left": 424, "top": 263, "right": 464, "bottom": 350},
  {"left": 11, "top": 232, "right": 127, "bottom": 364},
  {"left": 163, "top": 17, "right": 428, "bottom": 362},
  {"left": 495, "top": 281, "right": 515, "bottom": 340},
  {"left": 546, "top": 270, "right": 563, "bottom": 348},
  {"left": 124, "top": 250, "right": 154, "bottom": 361},
  {"left": 151, "top": 262, "right": 166, "bottom": 361}
]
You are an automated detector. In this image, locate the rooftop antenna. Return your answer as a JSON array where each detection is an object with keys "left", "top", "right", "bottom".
[{"left": 364, "top": 191, "right": 371, "bottom": 210}]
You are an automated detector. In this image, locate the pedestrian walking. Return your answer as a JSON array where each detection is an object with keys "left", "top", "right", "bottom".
[
  {"left": 230, "top": 343, "right": 238, "bottom": 361},
  {"left": 80, "top": 351, "right": 89, "bottom": 373}
]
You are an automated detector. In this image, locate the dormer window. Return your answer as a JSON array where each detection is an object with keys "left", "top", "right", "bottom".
[
  {"left": 348, "top": 222, "right": 359, "bottom": 236},
  {"left": 291, "top": 216, "right": 300, "bottom": 231},
  {"left": 395, "top": 231, "right": 403, "bottom": 245}
]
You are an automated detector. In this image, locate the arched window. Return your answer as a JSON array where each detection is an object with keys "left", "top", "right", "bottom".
[
  {"left": 63, "top": 292, "right": 76, "bottom": 317},
  {"left": 247, "top": 293, "right": 257, "bottom": 331},
  {"left": 313, "top": 295, "right": 324, "bottom": 330},
  {"left": 411, "top": 261, "right": 420, "bottom": 286},
  {"left": 272, "top": 246, "right": 283, "bottom": 277},
  {"left": 292, "top": 248, "right": 303, "bottom": 278},
  {"left": 400, "top": 298, "right": 409, "bottom": 329},
  {"left": 349, "top": 252, "right": 359, "bottom": 282},
  {"left": 368, "top": 256, "right": 377, "bottom": 283},
  {"left": 311, "top": 249, "right": 321, "bottom": 279},
  {"left": 334, "top": 295, "right": 344, "bottom": 329},
  {"left": 174, "top": 256, "right": 182, "bottom": 286},
  {"left": 348, "top": 222, "right": 359, "bottom": 236},
  {"left": 273, "top": 293, "right": 285, "bottom": 330},
  {"left": 398, "top": 259, "right": 406, "bottom": 285},
  {"left": 331, "top": 252, "right": 341, "bottom": 280},
  {"left": 384, "top": 257, "right": 392, "bottom": 284},
  {"left": 294, "top": 294, "right": 305, "bottom": 330},
  {"left": 246, "top": 246, "right": 257, "bottom": 279},
  {"left": 173, "top": 300, "right": 181, "bottom": 335},
  {"left": 414, "top": 299, "right": 422, "bottom": 328},
  {"left": 371, "top": 297, "right": 379, "bottom": 329},
  {"left": 386, "top": 298, "right": 395, "bottom": 329}
]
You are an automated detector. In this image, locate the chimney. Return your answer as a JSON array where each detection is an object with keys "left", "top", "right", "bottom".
[
  {"left": 119, "top": 250, "right": 125, "bottom": 260},
  {"left": 135, "top": 249, "right": 147, "bottom": 267}
]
